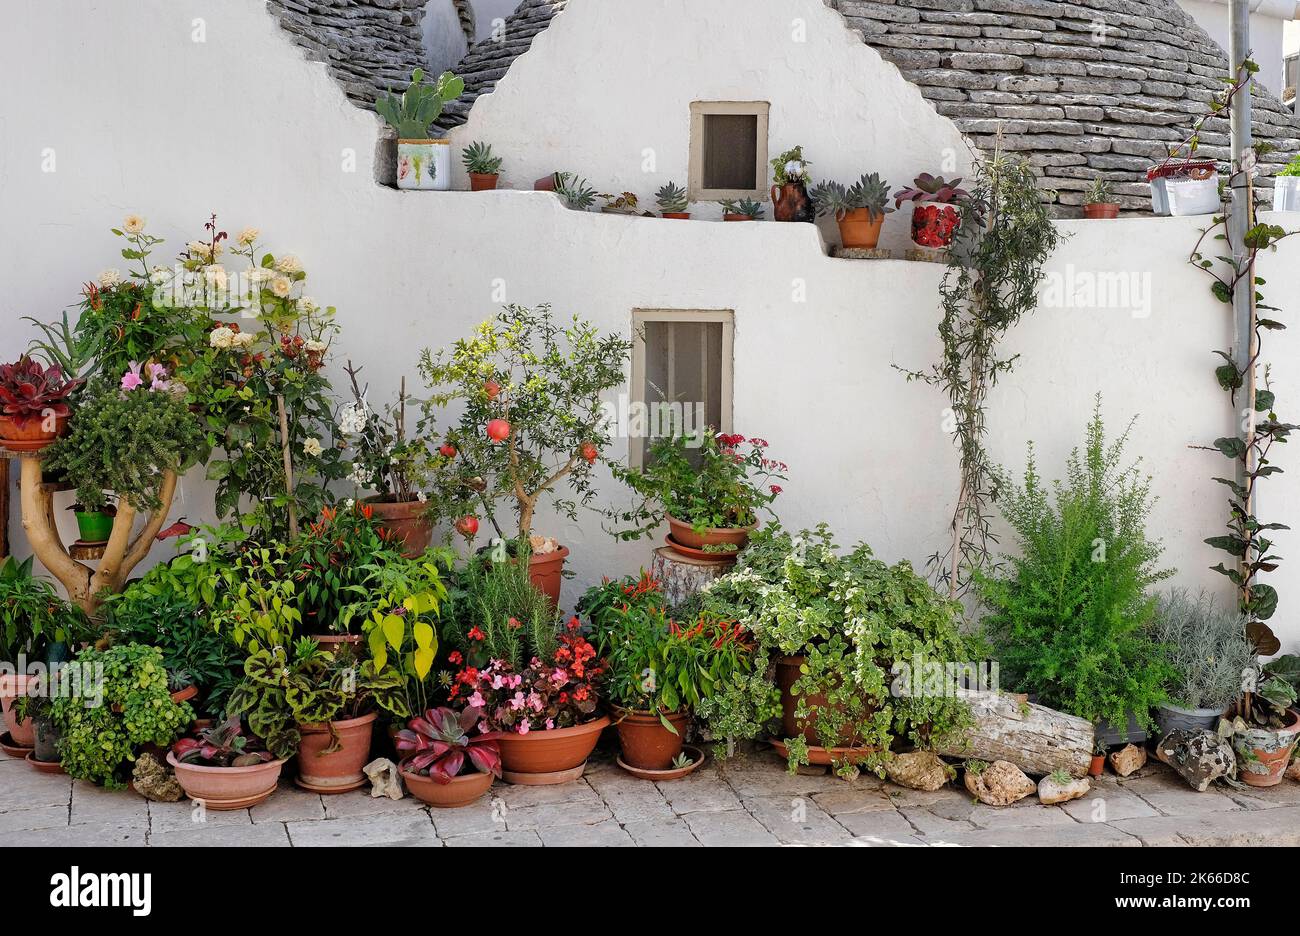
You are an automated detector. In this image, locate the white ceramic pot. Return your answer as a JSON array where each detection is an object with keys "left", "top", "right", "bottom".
[
  {"left": 1165, "top": 176, "right": 1220, "bottom": 217},
  {"left": 1148, "top": 177, "right": 1170, "bottom": 216},
  {"left": 1273, "top": 175, "right": 1300, "bottom": 212},
  {"left": 396, "top": 139, "right": 451, "bottom": 191}
]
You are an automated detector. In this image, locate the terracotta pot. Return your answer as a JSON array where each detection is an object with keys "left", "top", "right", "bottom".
[
  {"left": 910, "top": 203, "right": 961, "bottom": 248},
  {"left": 836, "top": 208, "right": 886, "bottom": 249},
  {"left": 401, "top": 760, "right": 495, "bottom": 808},
  {"left": 666, "top": 515, "right": 754, "bottom": 556},
  {"left": 1232, "top": 708, "right": 1300, "bottom": 788},
  {"left": 661, "top": 212, "right": 691, "bottom": 220},
  {"left": 1088, "top": 754, "right": 1105, "bottom": 777},
  {"left": 469, "top": 172, "right": 499, "bottom": 191},
  {"left": 170, "top": 685, "right": 199, "bottom": 705},
  {"left": 0, "top": 673, "right": 37, "bottom": 747},
  {"left": 74, "top": 509, "right": 115, "bottom": 543},
  {"left": 1083, "top": 203, "right": 1120, "bottom": 220},
  {"left": 191, "top": 718, "right": 215, "bottom": 734},
  {"left": 495, "top": 714, "right": 610, "bottom": 782},
  {"left": 614, "top": 708, "right": 689, "bottom": 771},
  {"left": 723, "top": 214, "right": 753, "bottom": 222},
  {"left": 771, "top": 181, "right": 815, "bottom": 223},
  {"left": 0, "top": 413, "right": 67, "bottom": 450},
  {"left": 774, "top": 655, "right": 863, "bottom": 747},
  {"left": 166, "top": 750, "right": 286, "bottom": 810},
  {"left": 363, "top": 497, "right": 432, "bottom": 558},
  {"left": 296, "top": 712, "right": 377, "bottom": 793},
  {"left": 527, "top": 546, "right": 569, "bottom": 608},
  {"left": 534, "top": 173, "right": 559, "bottom": 192}
]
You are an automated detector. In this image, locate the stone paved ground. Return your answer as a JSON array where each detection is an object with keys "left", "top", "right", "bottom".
[{"left": 4, "top": 745, "right": 1300, "bottom": 847}]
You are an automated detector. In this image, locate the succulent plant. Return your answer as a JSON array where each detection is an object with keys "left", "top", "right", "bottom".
[
  {"left": 376, "top": 68, "right": 465, "bottom": 140},
  {"left": 720, "top": 198, "right": 764, "bottom": 219},
  {"left": 462, "top": 140, "right": 503, "bottom": 175},
  {"left": 656, "top": 182, "right": 689, "bottom": 214},
  {"left": 893, "top": 173, "right": 972, "bottom": 208},
  {"left": 0, "top": 356, "right": 83, "bottom": 427},
  {"left": 599, "top": 191, "right": 642, "bottom": 214},
  {"left": 395, "top": 706, "right": 502, "bottom": 783},
  {"left": 810, "top": 172, "right": 895, "bottom": 221},
  {"left": 554, "top": 172, "right": 597, "bottom": 211},
  {"left": 172, "top": 715, "right": 276, "bottom": 768},
  {"left": 1085, "top": 177, "right": 1117, "bottom": 205}
]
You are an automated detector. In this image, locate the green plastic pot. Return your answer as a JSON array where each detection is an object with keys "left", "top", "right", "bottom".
[{"left": 74, "top": 510, "right": 115, "bottom": 543}]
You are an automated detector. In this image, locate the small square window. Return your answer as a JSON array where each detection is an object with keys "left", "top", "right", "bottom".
[{"left": 689, "top": 102, "right": 769, "bottom": 202}]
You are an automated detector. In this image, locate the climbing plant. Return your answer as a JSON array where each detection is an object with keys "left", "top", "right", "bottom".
[{"left": 899, "top": 149, "right": 1062, "bottom": 598}]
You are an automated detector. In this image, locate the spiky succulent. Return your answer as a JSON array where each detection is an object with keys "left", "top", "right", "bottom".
[
  {"left": 1086, "top": 177, "right": 1117, "bottom": 205},
  {"left": 462, "top": 140, "right": 503, "bottom": 175},
  {"left": 554, "top": 172, "right": 597, "bottom": 211},
  {"left": 720, "top": 198, "right": 764, "bottom": 219},
  {"left": 172, "top": 715, "right": 276, "bottom": 768},
  {"left": 893, "top": 173, "right": 971, "bottom": 208},
  {"left": 810, "top": 172, "right": 895, "bottom": 221},
  {"left": 656, "top": 182, "right": 689, "bottom": 213},
  {"left": 395, "top": 706, "right": 502, "bottom": 784},
  {"left": 376, "top": 68, "right": 465, "bottom": 140},
  {"left": 0, "top": 356, "right": 82, "bottom": 426}
]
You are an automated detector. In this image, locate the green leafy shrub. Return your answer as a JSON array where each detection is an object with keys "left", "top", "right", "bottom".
[
  {"left": 53, "top": 643, "right": 193, "bottom": 787},
  {"left": 445, "top": 555, "right": 561, "bottom": 670},
  {"left": 1149, "top": 589, "right": 1256, "bottom": 712},
  {"left": 0, "top": 557, "right": 86, "bottom": 664},
  {"left": 978, "top": 402, "right": 1174, "bottom": 728},
  {"left": 289, "top": 502, "right": 401, "bottom": 634}
]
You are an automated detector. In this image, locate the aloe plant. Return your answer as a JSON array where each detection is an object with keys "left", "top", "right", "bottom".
[
  {"left": 656, "top": 182, "right": 689, "bottom": 214},
  {"left": 554, "top": 172, "right": 597, "bottom": 211},
  {"left": 376, "top": 69, "right": 465, "bottom": 140},
  {"left": 462, "top": 141, "right": 503, "bottom": 175},
  {"left": 810, "top": 172, "right": 895, "bottom": 221}
]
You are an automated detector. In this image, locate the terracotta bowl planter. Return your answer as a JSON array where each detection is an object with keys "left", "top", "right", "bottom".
[
  {"left": 836, "top": 208, "right": 885, "bottom": 249},
  {"left": 170, "top": 685, "right": 199, "bottom": 706},
  {"left": 401, "top": 760, "right": 495, "bottom": 808},
  {"left": 296, "top": 711, "right": 377, "bottom": 793},
  {"left": 666, "top": 515, "right": 754, "bottom": 557},
  {"left": 0, "top": 414, "right": 67, "bottom": 452},
  {"left": 0, "top": 673, "right": 38, "bottom": 748},
  {"left": 527, "top": 546, "right": 569, "bottom": 607},
  {"left": 1232, "top": 708, "right": 1300, "bottom": 788},
  {"left": 1083, "top": 203, "right": 1120, "bottom": 219},
  {"left": 614, "top": 708, "right": 689, "bottom": 771},
  {"left": 774, "top": 655, "right": 865, "bottom": 748},
  {"left": 495, "top": 714, "right": 610, "bottom": 784},
  {"left": 662, "top": 212, "right": 691, "bottom": 220},
  {"left": 364, "top": 498, "right": 432, "bottom": 558},
  {"left": 469, "top": 172, "right": 499, "bottom": 191},
  {"left": 166, "top": 751, "right": 287, "bottom": 810}
]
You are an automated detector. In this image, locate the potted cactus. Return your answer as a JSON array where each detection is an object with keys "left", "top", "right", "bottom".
[
  {"left": 0, "top": 356, "right": 83, "bottom": 452},
  {"left": 462, "top": 141, "right": 503, "bottom": 191},
  {"left": 1083, "top": 177, "right": 1120, "bottom": 220},
  {"left": 720, "top": 198, "right": 764, "bottom": 221},
  {"left": 377, "top": 68, "right": 465, "bottom": 191},
  {"left": 656, "top": 182, "right": 690, "bottom": 219},
  {"left": 893, "top": 173, "right": 971, "bottom": 248},
  {"left": 554, "top": 172, "right": 597, "bottom": 211},
  {"left": 810, "top": 172, "right": 894, "bottom": 249}
]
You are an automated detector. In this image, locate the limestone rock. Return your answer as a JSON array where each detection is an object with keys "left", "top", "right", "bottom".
[
  {"left": 364, "top": 757, "right": 405, "bottom": 800},
  {"left": 1155, "top": 730, "right": 1236, "bottom": 792},
  {"left": 1285, "top": 759, "right": 1300, "bottom": 782},
  {"left": 885, "top": 751, "right": 950, "bottom": 791},
  {"left": 1038, "top": 774, "right": 1090, "bottom": 805},
  {"left": 1108, "top": 743, "right": 1147, "bottom": 778},
  {"left": 964, "top": 760, "right": 1036, "bottom": 806},
  {"left": 132, "top": 751, "right": 183, "bottom": 803}
]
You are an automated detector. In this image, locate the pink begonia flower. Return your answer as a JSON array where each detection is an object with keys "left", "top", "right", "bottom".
[
  {"left": 491, "top": 674, "right": 506, "bottom": 690},
  {"left": 477, "top": 721, "right": 490, "bottom": 735},
  {"left": 551, "top": 668, "right": 568, "bottom": 684},
  {"left": 121, "top": 362, "right": 144, "bottom": 391},
  {"left": 147, "top": 362, "right": 170, "bottom": 391},
  {"left": 527, "top": 691, "right": 543, "bottom": 712},
  {"left": 545, "top": 718, "right": 555, "bottom": 730},
  {"left": 468, "top": 691, "right": 485, "bottom": 708},
  {"left": 517, "top": 719, "right": 531, "bottom": 735},
  {"left": 509, "top": 691, "right": 526, "bottom": 711},
  {"left": 509, "top": 674, "right": 523, "bottom": 689}
]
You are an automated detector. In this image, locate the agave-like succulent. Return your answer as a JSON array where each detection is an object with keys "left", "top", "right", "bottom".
[
  {"left": 554, "top": 172, "right": 597, "bottom": 211},
  {"left": 810, "top": 172, "right": 896, "bottom": 221},
  {"left": 395, "top": 706, "right": 502, "bottom": 784},
  {"left": 656, "top": 181, "right": 689, "bottom": 214},
  {"left": 719, "top": 198, "right": 765, "bottom": 219},
  {"left": 172, "top": 715, "right": 276, "bottom": 768},
  {"left": 462, "top": 140, "right": 503, "bottom": 175},
  {"left": 893, "top": 173, "right": 972, "bottom": 208},
  {"left": 0, "top": 356, "right": 83, "bottom": 426}
]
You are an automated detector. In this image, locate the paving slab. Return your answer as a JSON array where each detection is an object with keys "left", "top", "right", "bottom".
[
  {"left": 811, "top": 786, "right": 898, "bottom": 816},
  {"left": 623, "top": 816, "right": 702, "bottom": 847},
  {"left": 148, "top": 799, "right": 252, "bottom": 834},
  {"left": 1117, "top": 772, "right": 1244, "bottom": 816},
  {"left": 1060, "top": 788, "right": 1160, "bottom": 823},
  {"left": 925, "top": 822, "right": 1141, "bottom": 847},
  {"left": 320, "top": 788, "right": 426, "bottom": 819},
  {"left": 150, "top": 823, "right": 291, "bottom": 847},
  {"left": 658, "top": 770, "right": 744, "bottom": 814},
  {"left": 429, "top": 799, "right": 507, "bottom": 838},
  {"left": 969, "top": 801, "right": 1080, "bottom": 829},
  {"left": 503, "top": 796, "right": 613, "bottom": 830},
  {"left": 743, "top": 794, "right": 854, "bottom": 845},
  {"left": 70, "top": 781, "right": 149, "bottom": 826},
  {"left": 0, "top": 804, "right": 69, "bottom": 832},
  {"left": 442, "top": 828, "right": 542, "bottom": 846},
  {"left": 720, "top": 750, "right": 868, "bottom": 797},
  {"left": 683, "top": 809, "right": 780, "bottom": 846},
  {"left": 1111, "top": 805, "right": 1300, "bottom": 847},
  {"left": 0, "top": 771, "right": 71, "bottom": 811},
  {"left": 829, "top": 806, "right": 927, "bottom": 844},
  {"left": 285, "top": 812, "right": 440, "bottom": 847},
  {"left": 495, "top": 779, "right": 604, "bottom": 809},
  {"left": 586, "top": 771, "right": 676, "bottom": 822},
  {"left": 249, "top": 782, "right": 327, "bottom": 823},
  {"left": 538, "top": 817, "right": 635, "bottom": 847},
  {"left": 5, "top": 822, "right": 146, "bottom": 846}
]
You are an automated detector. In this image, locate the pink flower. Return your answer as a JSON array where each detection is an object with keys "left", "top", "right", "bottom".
[
  {"left": 550, "top": 668, "right": 568, "bottom": 684},
  {"left": 468, "top": 691, "right": 485, "bottom": 708},
  {"left": 491, "top": 674, "right": 506, "bottom": 690},
  {"left": 477, "top": 721, "right": 490, "bottom": 734},
  {"left": 517, "top": 719, "right": 531, "bottom": 735},
  {"left": 121, "top": 362, "right": 144, "bottom": 391},
  {"left": 545, "top": 718, "right": 555, "bottom": 730},
  {"left": 527, "top": 691, "right": 543, "bottom": 712},
  {"left": 770, "top": 484, "right": 783, "bottom": 495},
  {"left": 509, "top": 691, "right": 526, "bottom": 711},
  {"left": 147, "top": 362, "right": 170, "bottom": 391}
]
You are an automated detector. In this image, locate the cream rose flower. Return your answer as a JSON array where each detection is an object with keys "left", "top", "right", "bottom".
[
  {"left": 122, "top": 214, "right": 146, "bottom": 235},
  {"left": 274, "top": 255, "right": 302, "bottom": 274},
  {"left": 303, "top": 438, "right": 323, "bottom": 458},
  {"left": 236, "top": 227, "right": 260, "bottom": 247},
  {"left": 209, "top": 326, "right": 235, "bottom": 349},
  {"left": 232, "top": 331, "right": 256, "bottom": 349},
  {"left": 297, "top": 296, "right": 319, "bottom": 313},
  {"left": 246, "top": 268, "right": 273, "bottom": 285},
  {"left": 270, "top": 276, "right": 293, "bottom": 298},
  {"left": 98, "top": 268, "right": 121, "bottom": 287},
  {"left": 203, "top": 265, "right": 228, "bottom": 289},
  {"left": 304, "top": 339, "right": 327, "bottom": 353}
]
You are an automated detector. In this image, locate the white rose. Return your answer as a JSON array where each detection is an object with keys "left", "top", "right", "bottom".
[
  {"left": 271, "top": 276, "right": 292, "bottom": 298},
  {"left": 98, "top": 268, "right": 121, "bottom": 287},
  {"left": 123, "top": 214, "right": 146, "bottom": 235},
  {"left": 274, "top": 255, "right": 302, "bottom": 274},
  {"left": 236, "top": 227, "right": 259, "bottom": 247},
  {"left": 149, "top": 268, "right": 171, "bottom": 285},
  {"left": 203, "top": 265, "right": 227, "bottom": 288},
  {"left": 209, "top": 326, "right": 235, "bottom": 349},
  {"left": 297, "top": 296, "right": 319, "bottom": 313},
  {"left": 232, "top": 331, "right": 256, "bottom": 348},
  {"left": 303, "top": 438, "right": 323, "bottom": 457},
  {"left": 304, "top": 339, "right": 326, "bottom": 353},
  {"left": 246, "top": 268, "right": 273, "bottom": 285}
]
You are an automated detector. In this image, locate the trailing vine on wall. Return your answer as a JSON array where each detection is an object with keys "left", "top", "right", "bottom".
[{"left": 899, "top": 149, "right": 1062, "bottom": 598}]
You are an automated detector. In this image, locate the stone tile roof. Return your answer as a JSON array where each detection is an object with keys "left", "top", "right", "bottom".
[{"left": 266, "top": 0, "right": 476, "bottom": 108}]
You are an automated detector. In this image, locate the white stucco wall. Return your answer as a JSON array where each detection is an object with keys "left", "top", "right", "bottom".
[
  {"left": 4, "top": 0, "right": 1300, "bottom": 652},
  {"left": 1180, "top": 0, "right": 1294, "bottom": 97}
]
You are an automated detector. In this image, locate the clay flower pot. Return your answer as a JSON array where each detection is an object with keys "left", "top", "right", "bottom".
[
  {"left": 723, "top": 214, "right": 754, "bottom": 222},
  {"left": 666, "top": 515, "right": 754, "bottom": 557},
  {"left": 1088, "top": 754, "right": 1105, "bottom": 777},
  {"left": 166, "top": 751, "right": 286, "bottom": 810},
  {"left": 836, "top": 208, "right": 885, "bottom": 249},
  {"left": 469, "top": 172, "right": 499, "bottom": 191},
  {"left": 364, "top": 497, "right": 433, "bottom": 558},
  {"left": 170, "top": 685, "right": 199, "bottom": 705},
  {"left": 661, "top": 212, "right": 691, "bottom": 220},
  {"left": 0, "top": 673, "right": 38, "bottom": 748},
  {"left": 0, "top": 414, "right": 67, "bottom": 452},
  {"left": 296, "top": 711, "right": 378, "bottom": 793},
  {"left": 774, "top": 655, "right": 864, "bottom": 748},
  {"left": 1083, "top": 203, "right": 1120, "bottom": 220},
  {"left": 1232, "top": 708, "right": 1300, "bottom": 788},
  {"left": 910, "top": 204, "right": 961, "bottom": 248},
  {"left": 614, "top": 708, "right": 689, "bottom": 771},
  {"left": 527, "top": 546, "right": 569, "bottom": 607},
  {"left": 771, "top": 181, "right": 814, "bottom": 223},
  {"left": 401, "top": 760, "right": 495, "bottom": 808},
  {"left": 495, "top": 714, "right": 610, "bottom": 784},
  {"left": 73, "top": 508, "right": 115, "bottom": 543}
]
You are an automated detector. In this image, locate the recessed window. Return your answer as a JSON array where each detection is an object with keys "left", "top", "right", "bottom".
[
  {"left": 689, "top": 102, "right": 769, "bottom": 202},
  {"left": 629, "top": 310, "right": 734, "bottom": 467}
]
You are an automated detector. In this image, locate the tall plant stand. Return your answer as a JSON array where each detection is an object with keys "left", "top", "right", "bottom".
[
  {"left": 649, "top": 546, "right": 733, "bottom": 608},
  {"left": 13, "top": 450, "right": 176, "bottom": 618}
]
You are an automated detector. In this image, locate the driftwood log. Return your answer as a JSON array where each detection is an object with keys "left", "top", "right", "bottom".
[
  {"left": 649, "top": 547, "right": 733, "bottom": 608},
  {"left": 936, "top": 691, "right": 1094, "bottom": 778}
]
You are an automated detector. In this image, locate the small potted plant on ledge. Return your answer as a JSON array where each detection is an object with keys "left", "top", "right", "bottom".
[
  {"left": 810, "top": 172, "right": 894, "bottom": 249},
  {"left": 377, "top": 68, "right": 465, "bottom": 191},
  {"left": 769, "top": 145, "right": 814, "bottom": 223},
  {"left": 1083, "top": 177, "right": 1120, "bottom": 219},
  {"left": 599, "top": 192, "right": 648, "bottom": 216},
  {"left": 168, "top": 715, "right": 285, "bottom": 810},
  {"left": 0, "top": 356, "right": 83, "bottom": 452},
  {"left": 1273, "top": 154, "right": 1300, "bottom": 211},
  {"left": 419, "top": 303, "right": 632, "bottom": 605},
  {"left": 893, "top": 173, "right": 971, "bottom": 248},
  {"left": 1228, "top": 663, "right": 1300, "bottom": 787},
  {"left": 553, "top": 172, "right": 597, "bottom": 211},
  {"left": 461, "top": 140, "right": 503, "bottom": 191},
  {"left": 656, "top": 181, "right": 691, "bottom": 219},
  {"left": 720, "top": 198, "right": 764, "bottom": 221},
  {"left": 395, "top": 706, "right": 501, "bottom": 807},
  {"left": 68, "top": 500, "right": 116, "bottom": 544},
  {"left": 611, "top": 430, "right": 786, "bottom": 561}
]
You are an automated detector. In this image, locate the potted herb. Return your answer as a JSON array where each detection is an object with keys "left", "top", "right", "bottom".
[
  {"left": 167, "top": 715, "right": 285, "bottom": 810},
  {"left": 1148, "top": 589, "right": 1256, "bottom": 735},
  {"left": 1274, "top": 154, "right": 1300, "bottom": 211},
  {"left": 1083, "top": 177, "right": 1120, "bottom": 219},
  {"left": 1229, "top": 667, "right": 1300, "bottom": 788},
  {"left": 418, "top": 304, "right": 632, "bottom": 605},
  {"left": 395, "top": 706, "right": 501, "bottom": 807},
  {"left": 553, "top": 172, "right": 597, "bottom": 211},
  {"left": 810, "top": 172, "right": 894, "bottom": 249},
  {"left": 611, "top": 430, "right": 785, "bottom": 559},
  {"left": 377, "top": 68, "right": 465, "bottom": 191},
  {"left": 769, "top": 145, "right": 814, "bottom": 223},
  {"left": 226, "top": 639, "right": 408, "bottom": 793},
  {"left": 656, "top": 182, "right": 690, "bottom": 219},
  {"left": 893, "top": 173, "right": 971, "bottom": 248},
  {"left": 0, "top": 356, "right": 83, "bottom": 452},
  {"left": 461, "top": 140, "right": 503, "bottom": 191},
  {"left": 720, "top": 198, "right": 763, "bottom": 221}
]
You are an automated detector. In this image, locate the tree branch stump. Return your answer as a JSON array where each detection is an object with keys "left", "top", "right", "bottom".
[
  {"left": 649, "top": 547, "right": 733, "bottom": 608},
  {"left": 935, "top": 691, "right": 1094, "bottom": 778}
]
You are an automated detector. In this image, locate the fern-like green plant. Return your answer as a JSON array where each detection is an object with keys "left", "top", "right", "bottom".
[
  {"left": 376, "top": 69, "right": 465, "bottom": 140},
  {"left": 446, "top": 554, "right": 561, "bottom": 670}
]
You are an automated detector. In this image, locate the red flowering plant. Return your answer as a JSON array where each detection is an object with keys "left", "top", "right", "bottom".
[
  {"left": 609, "top": 429, "right": 787, "bottom": 549},
  {"left": 288, "top": 502, "right": 405, "bottom": 635},
  {"left": 394, "top": 706, "right": 501, "bottom": 783}
]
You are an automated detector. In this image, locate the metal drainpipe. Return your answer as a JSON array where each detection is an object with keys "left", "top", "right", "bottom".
[{"left": 1230, "top": 0, "right": 1255, "bottom": 522}]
